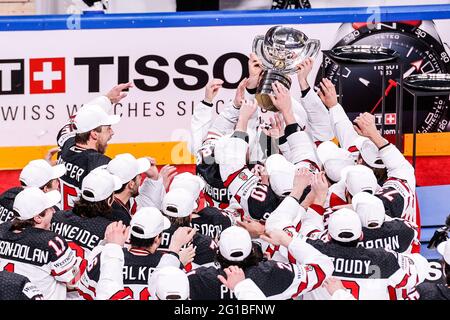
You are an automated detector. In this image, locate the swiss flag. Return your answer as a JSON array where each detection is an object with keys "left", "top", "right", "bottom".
[
  {"left": 385, "top": 113, "right": 397, "bottom": 125},
  {"left": 29, "top": 58, "right": 65, "bottom": 94}
]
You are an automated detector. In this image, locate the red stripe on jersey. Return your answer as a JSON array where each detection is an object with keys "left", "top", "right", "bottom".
[
  {"left": 77, "top": 289, "right": 94, "bottom": 301},
  {"left": 292, "top": 279, "right": 308, "bottom": 299},
  {"left": 295, "top": 221, "right": 302, "bottom": 233},
  {"left": 348, "top": 145, "right": 359, "bottom": 153},
  {"left": 109, "top": 288, "right": 133, "bottom": 300},
  {"left": 184, "top": 263, "right": 193, "bottom": 272},
  {"left": 310, "top": 264, "right": 326, "bottom": 290},
  {"left": 309, "top": 204, "right": 325, "bottom": 216},
  {"left": 287, "top": 252, "right": 296, "bottom": 264},
  {"left": 414, "top": 193, "right": 421, "bottom": 239},
  {"left": 330, "top": 193, "right": 348, "bottom": 208},
  {"left": 411, "top": 242, "right": 421, "bottom": 254},
  {"left": 387, "top": 286, "right": 397, "bottom": 300},
  {"left": 223, "top": 169, "right": 243, "bottom": 188},
  {"left": 394, "top": 273, "right": 410, "bottom": 289}
]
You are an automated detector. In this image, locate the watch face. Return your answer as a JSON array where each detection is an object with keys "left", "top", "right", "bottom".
[{"left": 315, "top": 22, "right": 450, "bottom": 133}]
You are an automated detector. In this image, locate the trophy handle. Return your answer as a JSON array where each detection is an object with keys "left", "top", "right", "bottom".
[
  {"left": 304, "top": 39, "right": 321, "bottom": 59},
  {"left": 252, "top": 35, "right": 273, "bottom": 70}
]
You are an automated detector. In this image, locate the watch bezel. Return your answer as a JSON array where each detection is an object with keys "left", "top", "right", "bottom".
[
  {"left": 404, "top": 73, "right": 450, "bottom": 91},
  {"left": 329, "top": 45, "right": 399, "bottom": 63}
]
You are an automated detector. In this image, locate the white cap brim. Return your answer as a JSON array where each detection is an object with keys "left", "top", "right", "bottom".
[
  {"left": 317, "top": 141, "right": 341, "bottom": 165},
  {"left": 51, "top": 164, "right": 67, "bottom": 180},
  {"left": 44, "top": 190, "right": 62, "bottom": 209},
  {"left": 111, "top": 175, "right": 123, "bottom": 190},
  {"left": 137, "top": 158, "right": 151, "bottom": 175},
  {"left": 162, "top": 216, "right": 171, "bottom": 231},
  {"left": 101, "top": 114, "right": 121, "bottom": 127}
]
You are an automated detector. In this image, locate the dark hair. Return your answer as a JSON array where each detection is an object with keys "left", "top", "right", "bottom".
[
  {"left": 72, "top": 196, "right": 112, "bottom": 218},
  {"left": 216, "top": 242, "right": 264, "bottom": 270},
  {"left": 360, "top": 157, "right": 388, "bottom": 184},
  {"left": 330, "top": 238, "right": 360, "bottom": 248},
  {"left": 129, "top": 233, "right": 157, "bottom": 249},
  {"left": 9, "top": 211, "right": 46, "bottom": 231},
  {"left": 165, "top": 215, "right": 191, "bottom": 228},
  {"left": 116, "top": 175, "right": 139, "bottom": 194},
  {"left": 75, "top": 126, "right": 102, "bottom": 145},
  {"left": 20, "top": 179, "right": 54, "bottom": 189}
]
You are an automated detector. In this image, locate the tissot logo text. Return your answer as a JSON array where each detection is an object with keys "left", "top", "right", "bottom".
[{"left": 0, "top": 59, "right": 24, "bottom": 95}]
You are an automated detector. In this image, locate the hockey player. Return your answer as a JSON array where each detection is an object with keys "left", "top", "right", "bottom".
[
  {"left": 57, "top": 83, "right": 132, "bottom": 210},
  {"left": 106, "top": 153, "right": 151, "bottom": 225},
  {"left": 319, "top": 79, "right": 418, "bottom": 226},
  {"left": 303, "top": 209, "right": 429, "bottom": 300},
  {"left": 51, "top": 168, "right": 122, "bottom": 261},
  {"left": 187, "top": 225, "right": 333, "bottom": 300},
  {"left": 0, "top": 187, "right": 81, "bottom": 299},
  {"left": 78, "top": 207, "right": 196, "bottom": 300},
  {"left": 159, "top": 188, "right": 218, "bottom": 269},
  {"left": 170, "top": 172, "right": 239, "bottom": 239},
  {"left": 0, "top": 271, "right": 44, "bottom": 300},
  {"left": 0, "top": 159, "right": 66, "bottom": 224}
]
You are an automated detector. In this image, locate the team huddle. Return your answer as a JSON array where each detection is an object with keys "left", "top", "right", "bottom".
[{"left": 0, "top": 54, "right": 449, "bottom": 300}]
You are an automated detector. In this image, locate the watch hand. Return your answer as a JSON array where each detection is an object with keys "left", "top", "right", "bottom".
[
  {"left": 404, "top": 59, "right": 424, "bottom": 78},
  {"left": 369, "top": 79, "right": 397, "bottom": 114}
]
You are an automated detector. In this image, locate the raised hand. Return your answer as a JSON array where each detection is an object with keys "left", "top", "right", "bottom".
[
  {"left": 262, "top": 113, "right": 285, "bottom": 140},
  {"left": 353, "top": 112, "right": 388, "bottom": 148},
  {"left": 170, "top": 227, "right": 197, "bottom": 253},
  {"left": 217, "top": 266, "right": 246, "bottom": 291},
  {"left": 159, "top": 164, "right": 178, "bottom": 190},
  {"left": 179, "top": 244, "right": 196, "bottom": 266},
  {"left": 44, "top": 147, "right": 60, "bottom": 166},
  {"left": 105, "top": 82, "right": 134, "bottom": 104},
  {"left": 310, "top": 171, "right": 329, "bottom": 206},
  {"left": 260, "top": 229, "right": 293, "bottom": 247},
  {"left": 247, "top": 53, "right": 264, "bottom": 90},
  {"left": 237, "top": 216, "right": 265, "bottom": 238},
  {"left": 296, "top": 58, "right": 314, "bottom": 90},
  {"left": 104, "top": 221, "right": 130, "bottom": 247},
  {"left": 204, "top": 79, "right": 224, "bottom": 103},
  {"left": 233, "top": 77, "right": 249, "bottom": 109},
  {"left": 317, "top": 78, "right": 338, "bottom": 109},
  {"left": 269, "top": 81, "right": 292, "bottom": 114}
]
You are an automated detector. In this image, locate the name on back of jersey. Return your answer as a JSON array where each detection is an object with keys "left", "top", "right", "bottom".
[{"left": 0, "top": 240, "right": 49, "bottom": 265}]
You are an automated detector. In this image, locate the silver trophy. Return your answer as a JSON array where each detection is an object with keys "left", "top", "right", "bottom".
[{"left": 252, "top": 26, "right": 320, "bottom": 111}]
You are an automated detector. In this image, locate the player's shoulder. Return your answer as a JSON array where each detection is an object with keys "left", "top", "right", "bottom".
[{"left": 0, "top": 186, "right": 23, "bottom": 202}]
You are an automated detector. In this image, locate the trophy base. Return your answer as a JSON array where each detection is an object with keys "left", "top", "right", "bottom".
[{"left": 255, "top": 70, "right": 292, "bottom": 112}]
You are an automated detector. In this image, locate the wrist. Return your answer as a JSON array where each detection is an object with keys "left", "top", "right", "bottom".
[{"left": 299, "top": 79, "right": 309, "bottom": 90}]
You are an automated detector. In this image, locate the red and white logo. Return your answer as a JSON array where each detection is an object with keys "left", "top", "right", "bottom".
[
  {"left": 29, "top": 58, "right": 65, "bottom": 94},
  {"left": 385, "top": 113, "right": 397, "bottom": 125}
]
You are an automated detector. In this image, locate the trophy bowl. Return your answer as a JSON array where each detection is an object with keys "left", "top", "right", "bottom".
[{"left": 252, "top": 26, "right": 320, "bottom": 111}]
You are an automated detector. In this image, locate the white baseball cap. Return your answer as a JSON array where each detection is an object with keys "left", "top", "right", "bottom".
[
  {"left": 328, "top": 208, "right": 363, "bottom": 242},
  {"left": 219, "top": 226, "right": 252, "bottom": 261},
  {"left": 107, "top": 153, "right": 150, "bottom": 184},
  {"left": 13, "top": 187, "right": 61, "bottom": 220},
  {"left": 162, "top": 188, "right": 197, "bottom": 218},
  {"left": 19, "top": 159, "right": 66, "bottom": 188},
  {"left": 214, "top": 135, "right": 247, "bottom": 167},
  {"left": 74, "top": 104, "right": 120, "bottom": 134},
  {"left": 352, "top": 191, "right": 386, "bottom": 229},
  {"left": 316, "top": 141, "right": 355, "bottom": 183},
  {"left": 148, "top": 266, "right": 189, "bottom": 300},
  {"left": 341, "top": 165, "right": 378, "bottom": 196},
  {"left": 130, "top": 207, "right": 171, "bottom": 239},
  {"left": 354, "top": 137, "right": 385, "bottom": 169},
  {"left": 170, "top": 172, "right": 205, "bottom": 200},
  {"left": 437, "top": 239, "right": 450, "bottom": 265},
  {"left": 81, "top": 168, "right": 122, "bottom": 202},
  {"left": 265, "top": 154, "right": 296, "bottom": 197}
]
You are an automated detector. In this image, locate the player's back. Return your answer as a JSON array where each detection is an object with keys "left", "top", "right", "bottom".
[
  {"left": 0, "top": 270, "right": 43, "bottom": 300},
  {"left": 51, "top": 209, "right": 110, "bottom": 259},
  {"left": 78, "top": 247, "right": 168, "bottom": 300},
  {"left": 357, "top": 218, "right": 418, "bottom": 253},
  {"left": 158, "top": 225, "right": 217, "bottom": 270},
  {"left": 191, "top": 206, "right": 235, "bottom": 239},
  {"left": 57, "top": 144, "right": 110, "bottom": 209},
  {"left": 0, "top": 222, "right": 73, "bottom": 300},
  {"left": 306, "top": 239, "right": 407, "bottom": 300},
  {"left": 0, "top": 187, "right": 23, "bottom": 224}
]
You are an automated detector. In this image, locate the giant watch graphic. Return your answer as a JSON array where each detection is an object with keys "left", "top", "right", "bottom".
[{"left": 315, "top": 21, "right": 450, "bottom": 133}]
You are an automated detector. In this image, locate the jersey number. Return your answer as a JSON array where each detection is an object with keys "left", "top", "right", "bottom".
[
  {"left": 250, "top": 184, "right": 268, "bottom": 202},
  {"left": 48, "top": 237, "right": 66, "bottom": 257},
  {"left": 61, "top": 181, "right": 78, "bottom": 210}
]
